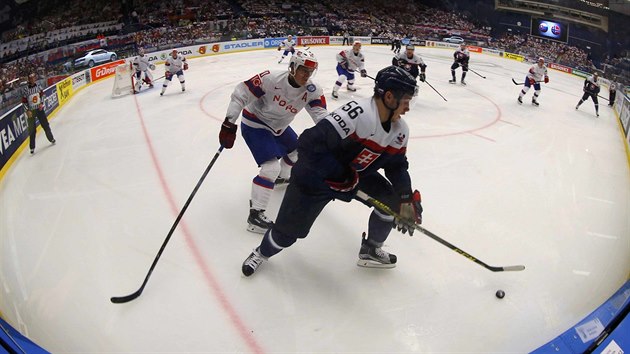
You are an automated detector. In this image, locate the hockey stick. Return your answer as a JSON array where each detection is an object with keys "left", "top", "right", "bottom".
[
  {"left": 423, "top": 80, "right": 447, "bottom": 101},
  {"left": 512, "top": 78, "right": 543, "bottom": 85},
  {"left": 355, "top": 190, "right": 525, "bottom": 272},
  {"left": 468, "top": 68, "right": 486, "bottom": 79},
  {"left": 111, "top": 146, "right": 225, "bottom": 304}
]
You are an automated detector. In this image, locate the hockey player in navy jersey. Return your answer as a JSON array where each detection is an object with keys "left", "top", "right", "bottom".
[
  {"left": 241, "top": 66, "right": 423, "bottom": 276},
  {"left": 219, "top": 49, "right": 328, "bottom": 234},
  {"left": 575, "top": 72, "right": 601, "bottom": 117},
  {"left": 449, "top": 43, "right": 469, "bottom": 85},
  {"left": 393, "top": 44, "right": 427, "bottom": 81},
  {"left": 517, "top": 57, "right": 549, "bottom": 106}
]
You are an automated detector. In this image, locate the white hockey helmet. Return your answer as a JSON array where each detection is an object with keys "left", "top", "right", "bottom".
[{"left": 289, "top": 48, "right": 318, "bottom": 72}]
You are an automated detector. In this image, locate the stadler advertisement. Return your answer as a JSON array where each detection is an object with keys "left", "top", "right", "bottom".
[{"left": 531, "top": 18, "right": 568, "bottom": 43}]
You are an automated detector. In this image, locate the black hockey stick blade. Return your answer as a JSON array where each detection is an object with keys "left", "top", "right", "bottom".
[
  {"left": 355, "top": 190, "right": 525, "bottom": 272},
  {"left": 511, "top": 78, "right": 522, "bottom": 85},
  {"left": 111, "top": 146, "right": 225, "bottom": 304}
]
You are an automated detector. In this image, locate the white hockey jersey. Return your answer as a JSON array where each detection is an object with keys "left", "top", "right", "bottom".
[
  {"left": 133, "top": 55, "right": 151, "bottom": 72},
  {"left": 165, "top": 54, "right": 187, "bottom": 73},
  {"left": 225, "top": 70, "right": 328, "bottom": 136},
  {"left": 527, "top": 64, "right": 548, "bottom": 81},
  {"left": 280, "top": 39, "right": 296, "bottom": 50},
  {"left": 324, "top": 97, "right": 409, "bottom": 171},
  {"left": 337, "top": 49, "right": 365, "bottom": 72}
]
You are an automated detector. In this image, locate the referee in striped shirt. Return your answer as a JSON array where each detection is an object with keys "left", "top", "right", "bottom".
[{"left": 21, "top": 73, "right": 55, "bottom": 154}]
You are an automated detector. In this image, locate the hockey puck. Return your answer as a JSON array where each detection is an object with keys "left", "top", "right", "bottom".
[{"left": 495, "top": 290, "right": 505, "bottom": 299}]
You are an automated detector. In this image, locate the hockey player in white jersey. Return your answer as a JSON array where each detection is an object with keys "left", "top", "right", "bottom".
[
  {"left": 449, "top": 43, "right": 469, "bottom": 85},
  {"left": 332, "top": 40, "right": 367, "bottom": 99},
  {"left": 219, "top": 49, "right": 328, "bottom": 234},
  {"left": 277, "top": 35, "right": 296, "bottom": 64},
  {"left": 132, "top": 47, "right": 155, "bottom": 93},
  {"left": 517, "top": 57, "right": 549, "bottom": 106},
  {"left": 575, "top": 72, "right": 601, "bottom": 117},
  {"left": 241, "top": 66, "right": 423, "bottom": 276},
  {"left": 160, "top": 50, "right": 188, "bottom": 96},
  {"left": 393, "top": 44, "right": 427, "bottom": 82}
]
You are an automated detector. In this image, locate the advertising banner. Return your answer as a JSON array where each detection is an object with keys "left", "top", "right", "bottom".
[
  {"left": 0, "top": 105, "right": 28, "bottom": 171},
  {"left": 71, "top": 71, "right": 88, "bottom": 91},
  {"left": 504, "top": 52, "right": 524, "bottom": 62},
  {"left": 410, "top": 39, "right": 426, "bottom": 46},
  {"left": 548, "top": 62, "right": 572, "bottom": 74},
  {"left": 56, "top": 76, "right": 73, "bottom": 106},
  {"left": 329, "top": 36, "right": 344, "bottom": 45},
  {"left": 371, "top": 37, "right": 391, "bottom": 45},
  {"left": 468, "top": 45, "right": 482, "bottom": 53},
  {"left": 482, "top": 48, "right": 502, "bottom": 56},
  {"left": 42, "top": 85, "right": 59, "bottom": 116},
  {"left": 264, "top": 37, "right": 286, "bottom": 49},
  {"left": 572, "top": 69, "right": 590, "bottom": 79},
  {"left": 353, "top": 37, "right": 371, "bottom": 45},
  {"left": 620, "top": 99, "right": 630, "bottom": 135},
  {"left": 298, "top": 36, "right": 329, "bottom": 46},
  {"left": 220, "top": 39, "right": 265, "bottom": 53},
  {"left": 90, "top": 59, "right": 125, "bottom": 83}
]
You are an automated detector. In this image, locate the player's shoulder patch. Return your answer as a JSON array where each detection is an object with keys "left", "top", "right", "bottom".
[{"left": 306, "top": 84, "right": 316, "bottom": 92}]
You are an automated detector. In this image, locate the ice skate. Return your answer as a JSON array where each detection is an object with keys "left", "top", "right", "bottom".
[
  {"left": 517, "top": 96, "right": 523, "bottom": 104},
  {"left": 357, "top": 234, "right": 397, "bottom": 269},
  {"left": 331, "top": 91, "right": 339, "bottom": 99},
  {"left": 242, "top": 248, "right": 267, "bottom": 276},
  {"left": 347, "top": 87, "right": 357, "bottom": 92},
  {"left": 247, "top": 209, "right": 274, "bottom": 234},
  {"left": 531, "top": 99, "right": 539, "bottom": 106},
  {"left": 30, "top": 149, "right": 34, "bottom": 155},
  {"left": 461, "top": 80, "right": 466, "bottom": 86},
  {"left": 449, "top": 79, "right": 456, "bottom": 84}
]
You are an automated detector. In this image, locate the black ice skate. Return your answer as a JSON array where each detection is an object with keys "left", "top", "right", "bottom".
[
  {"left": 331, "top": 91, "right": 339, "bottom": 99},
  {"left": 347, "top": 87, "right": 357, "bottom": 92},
  {"left": 531, "top": 99, "right": 539, "bottom": 106},
  {"left": 449, "top": 79, "right": 456, "bottom": 84},
  {"left": 517, "top": 96, "right": 523, "bottom": 104},
  {"left": 357, "top": 233, "right": 397, "bottom": 269},
  {"left": 242, "top": 248, "right": 267, "bottom": 276},
  {"left": 461, "top": 80, "right": 466, "bottom": 86},
  {"left": 247, "top": 209, "right": 274, "bottom": 234}
]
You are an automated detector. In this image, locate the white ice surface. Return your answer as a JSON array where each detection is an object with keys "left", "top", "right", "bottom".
[{"left": 1, "top": 45, "right": 629, "bottom": 353}]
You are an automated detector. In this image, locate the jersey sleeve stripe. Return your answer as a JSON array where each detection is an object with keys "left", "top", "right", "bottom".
[
  {"left": 308, "top": 96, "right": 326, "bottom": 108},
  {"left": 244, "top": 79, "right": 265, "bottom": 98}
]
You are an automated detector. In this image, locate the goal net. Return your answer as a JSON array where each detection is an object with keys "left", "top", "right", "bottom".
[{"left": 111, "top": 61, "right": 134, "bottom": 97}]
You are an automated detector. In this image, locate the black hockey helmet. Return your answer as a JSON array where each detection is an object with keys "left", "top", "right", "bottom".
[{"left": 374, "top": 65, "right": 418, "bottom": 98}]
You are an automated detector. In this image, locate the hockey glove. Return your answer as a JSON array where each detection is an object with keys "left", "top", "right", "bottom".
[
  {"left": 529, "top": 78, "right": 536, "bottom": 85},
  {"left": 360, "top": 69, "right": 367, "bottom": 78},
  {"left": 544, "top": 76, "right": 549, "bottom": 84},
  {"left": 219, "top": 118, "right": 238, "bottom": 149},
  {"left": 165, "top": 71, "right": 173, "bottom": 80},
  {"left": 419, "top": 72, "right": 426, "bottom": 82},
  {"left": 325, "top": 166, "right": 359, "bottom": 202},
  {"left": 277, "top": 46, "right": 282, "bottom": 51},
  {"left": 183, "top": 62, "right": 189, "bottom": 70},
  {"left": 395, "top": 190, "right": 422, "bottom": 236}
]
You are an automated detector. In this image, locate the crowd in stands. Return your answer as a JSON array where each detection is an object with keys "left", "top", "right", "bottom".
[{"left": 1, "top": 0, "right": 627, "bottom": 112}]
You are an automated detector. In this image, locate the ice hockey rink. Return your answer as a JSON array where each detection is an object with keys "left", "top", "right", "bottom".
[{"left": 1, "top": 44, "right": 629, "bottom": 353}]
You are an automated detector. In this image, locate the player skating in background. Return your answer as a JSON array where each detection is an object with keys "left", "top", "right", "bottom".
[
  {"left": 241, "top": 66, "right": 423, "bottom": 277},
  {"left": 393, "top": 44, "right": 427, "bottom": 82},
  {"left": 219, "top": 49, "right": 328, "bottom": 234},
  {"left": 160, "top": 50, "right": 188, "bottom": 96},
  {"left": 277, "top": 35, "right": 296, "bottom": 64},
  {"left": 517, "top": 57, "right": 549, "bottom": 106},
  {"left": 575, "top": 72, "right": 601, "bottom": 117},
  {"left": 332, "top": 41, "right": 367, "bottom": 99},
  {"left": 132, "top": 47, "right": 155, "bottom": 93},
  {"left": 449, "top": 43, "right": 469, "bottom": 85}
]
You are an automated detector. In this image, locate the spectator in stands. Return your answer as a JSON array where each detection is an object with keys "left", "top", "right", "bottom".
[{"left": 609, "top": 80, "right": 617, "bottom": 106}]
